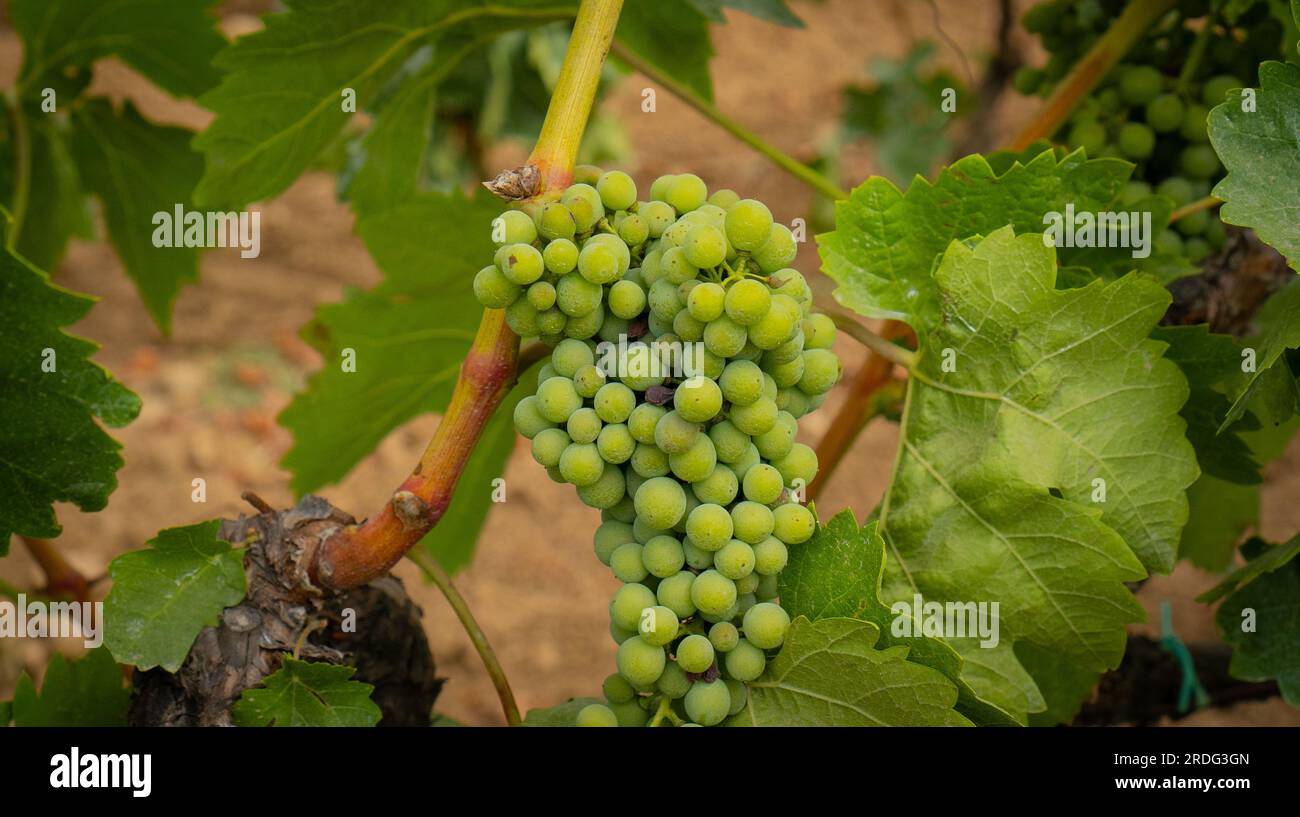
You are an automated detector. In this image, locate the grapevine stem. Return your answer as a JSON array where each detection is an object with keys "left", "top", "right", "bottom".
[
  {"left": 5, "top": 91, "right": 31, "bottom": 249},
  {"left": 608, "top": 41, "right": 849, "bottom": 202},
  {"left": 18, "top": 535, "right": 90, "bottom": 601},
  {"left": 1170, "top": 195, "right": 1221, "bottom": 222},
  {"left": 1009, "top": 0, "right": 1178, "bottom": 150},
  {"left": 1176, "top": 13, "right": 1215, "bottom": 94},
  {"left": 824, "top": 306, "right": 917, "bottom": 370},
  {"left": 407, "top": 548, "right": 522, "bottom": 727}
]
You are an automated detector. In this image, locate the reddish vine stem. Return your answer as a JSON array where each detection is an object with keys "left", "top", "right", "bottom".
[
  {"left": 308, "top": 0, "right": 623, "bottom": 591},
  {"left": 18, "top": 535, "right": 91, "bottom": 602}
]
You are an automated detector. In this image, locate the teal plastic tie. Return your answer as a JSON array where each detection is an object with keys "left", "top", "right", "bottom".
[{"left": 1159, "top": 600, "right": 1209, "bottom": 713}]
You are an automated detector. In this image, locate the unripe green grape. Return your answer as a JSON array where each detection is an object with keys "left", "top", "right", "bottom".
[
  {"left": 608, "top": 495, "right": 637, "bottom": 526},
  {"left": 535, "top": 202, "right": 577, "bottom": 241},
  {"left": 1156, "top": 229, "right": 1184, "bottom": 256},
  {"left": 611, "top": 542, "right": 648, "bottom": 585},
  {"left": 769, "top": 354, "right": 805, "bottom": 388},
  {"left": 642, "top": 534, "right": 686, "bottom": 578},
  {"left": 578, "top": 465, "right": 626, "bottom": 509},
  {"left": 536, "top": 376, "right": 582, "bottom": 423},
  {"left": 1205, "top": 216, "right": 1227, "bottom": 249},
  {"left": 610, "top": 582, "right": 657, "bottom": 631},
  {"left": 798, "top": 348, "right": 842, "bottom": 395},
  {"left": 573, "top": 164, "right": 604, "bottom": 185},
  {"left": 561, "top": 183, "right": 605, "bottom": 232},
  {"left": 683, "top": 224, "right": 727, "bottom": 268},
  {"left": 474, "top": 265, "right": 521, "bottom": 308},
  {"left": 527, "top": 281, "right": 557, "bottom": 311},
  {"left": 706, "top": 622, "right": 738, "bottom": 654},
  {"left": 704, "top": 315, "right": 748, "bottom": 357},
  {"left": 537, "top": 308, "right": 566, "bottom": 336},
  {"left": 628, "top": 403, "right": 666, "bottom": 444},
  {"left": 752, "top": 223, "right": 796, "bottom": 272},
  {"left": 630, "top": 442, "right": 670, "bottom": 478},
  {"left": 710, "top": 420, "right": 753, "bottom": 464},
  {"left": 656, "top": 571, "right": 697, "bottom": 618},
  {"left": 638, "top": 604, "right": 679, "bottom": 646},
  {"left": 599, "top": 314, "right": 631, "bottom": 344},
  {"left": 620, "top": 343, "right": 666, "bottom": 391},
  {"left": 633, "top": 513, "right": 667, "bottom": 544},
  {"left": 596, "top": 170, "right": 637, "bottom": 211},
  {"left": 682, "top": 537, "right": 714, "bottom": 569},
  {"left": 726, "top": 443, "right": 761, "bottom": 483},
  {"left": 736, "top": 592, "right": 757, "bottom": 617},
  {"left": 1116, "top": 122, "right": 1154, "bottom": 160},
  {"left": 707, "top": 188, "right": 740, "bottom": 209},
  {"left": 755, "top": 573, "right": 778, "bottom": 601},
  {"left": 1184, "top": 236, "right": 1211, "bottom": 262},
  {"left": 725, "top": 199, "right": 774, "bottom": 252},
  {"left": 801, "top": 312, "right": 836, "bottom": 350},
  {"left": 684, "top": 680, "right": 731, "bottom": 726},
  {"left": 773, "top": 442, "right": 818, "bottom": 487},
  {"left": 753, "top": 413, "right": 796, "bottom": 460},
  {"left": 1180, "top": 103, "right": 1209, "bottom": 142},
  {"left": 736, "top": 572, "right": 760, "bottom": 596},
  {"left": 660, "top": 246, "right": 698, "bottom": 285},
  {"left": 1202, "top": 74, "right": 1241, "bottom": 106},
  {"left": 693, "top": 464, "right": 739, "bottom": 506},
  {"left": 752, "top": 536, "right": 788, "bottom": 576},
  {"left": 731, "top": 501, "right": 775, "bottom": 545},
  {"left": 1176, "top": 209, "right": 1210, "bottom": 236},
  {"left": 585, "top": 233, "right": 631, "bottom": 274},
  {"left": 676, "top": 634, "right": 715, "bottom": 674},
  {"left": 648, "top": 277, "right": 684, "bottom": 322},
  {"left": 608, "top": 279, "right": 647, "bottom": 322},
  {"left": 564, "top": 303, "right": 605, "bottom": 340},
  {"left": 649, "top": 174, "right": 676, "bottom": 202},
  {"left": 674, "top": 376, "right": 723, "bottom": 423},
  {"left": 747, "top": 295, "right": 802, "bottom": 351},
  {"left": 718, "top": 359, "right": 763, "bottom": 406},
  {"left": 669, "top": 434, "right": 717, "bottom": 483},
  {"left": 543, "top": 238, "right": 579, "bottom": 274},
  {"left": 1012, "top": 66, "right": 1043, "bottom": 95},
  {"left": 1119, "top": 65, "right": 1163, "bottom": 105},
  {"left": 647, "top": 313, "right": 674, "bottom": 337},
  {"left": 595, "top": 520, "right": 635, "bottom": 565},
  {"left": 596, "top": 423, "right": 636, "bottom": 464},
  {"left": 565, "top": 407, "right": 602, "bottom": 444},
  {"left": 616, "top": 636, "right": 666, "bottom": 686},
  {"left": 772, "top": 502, "right": 815, "bottom": 545},
  {"left": 572, "top": 365, "right": 606, "bottom": 400},
  {"left": 634, "top": 476, "right": 688, "bottom": 530},
  {"left": 778, "top": 387, "right": 811, "bottom": 418},
  {"left": 687, "top": 281, "right": 726, "bottom": 321},
  {"left": 729, "top": 395, "right": 778, "bottom": 436},
  {"left": 714, "top": 539, "right": 755, "bottom": 580},
  {"left": 691, "top": 569, "right": 737, "bottom": 617},
  {"left": 575, "top": 703, "right": 618, "bottom": 727},
  {"left": 618, "top": 213, "right": 649, "bottom": 247},
  {"left": 545, "top": 466, "right": 566, "bottom": 484},
  {"left": 686, "top": 503, "right": 734, "bottom": 552},
  {"left": 578, "top": 241, "right": 622, "bottom": 285},
  {"left": 666, "top": 173, "right": 708, "bottom": 213},
  {"left": 1067, "top": 119, "right": 1106, "bottom": 156},
  {"left": 603, "top": 673, "right": 635, "bottom": 704},
  {"left": 499, "top": 243, "right": 544, "bottom": 286},
  {"left": 743, "top": 602, "right": 790, "bottom": 650},
  {"left": 724, "top": 638, "right": 767, "bottom": 682},
  {"left": 743, "top": 463, "right": 785, "bottom": 505},
  {"left": 513, "top": 395, "right": 555, "bottom": 439},
  {"left": 493, "top": 210, "right": 537, "bottom": 246},
  {"left": 1180, "top": 144, "right": 1220, "bottom": 179},
  {"left": 559, "top": 442, "right": 605, "bottom": 486},
  {"left": 556, "top": 272, "right": 603, "bottom": 316},
  {"left": 640, "top": 200, "right": 676, "bottom": 237},
  {"left": 724, "top": 279, "right": 772, "bottom": 326},
  {"left": 725, "top": 679, "right": 747, "bottom": 715},
  {"left": 654, "top": 410, "right": 700, "bottom": 455},
  {"left": 656, "top": 661, "right": 691, "bottom": 700},
  {"left": 672, "top": 309, "right": 706, "bottom": 342},
  {"left": 609, "top": 699, "right": 649, "bottom": 726},
  {"left": 531, "top": 427, "right": 570, "bottom": 469},
  {"left": 551, "top": 338, "right": 594, "bottom": 377},
  {"left": 770, "top": 268, "right": 811, "bottom": 305},
  {"left": 1145, "top": 93, "right": 1184, "bottom": 133},
  {"left": 1156, "top": 176, "right": 1196, "bottom": 206},
  {"left": 661, "top": 219, "right": 691, "bottom": 248}
]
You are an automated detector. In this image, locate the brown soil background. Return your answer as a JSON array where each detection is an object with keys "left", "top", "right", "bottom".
[{"left": 2, "top": 0, "right": 1297, "bottom": 726}]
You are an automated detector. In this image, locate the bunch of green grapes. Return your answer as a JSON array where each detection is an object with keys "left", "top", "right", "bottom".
[
  {"left": 475, "top": 167, "right": 841, "bottom": 726},
  {"left": 1013, "top": 0, "right": 1291, "bottom": 261}
]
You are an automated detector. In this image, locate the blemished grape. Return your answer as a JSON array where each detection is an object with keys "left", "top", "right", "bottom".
[
  {"left": 482, "top": 175, "right": 842, "bottom": 726},
  {"left": 576, "top": 703, "right": 618, "bottom": 727}
]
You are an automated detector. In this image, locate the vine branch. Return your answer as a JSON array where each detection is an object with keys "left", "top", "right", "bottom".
[{"left": 18, "top": 535, "right": 91, "bottom": 601}]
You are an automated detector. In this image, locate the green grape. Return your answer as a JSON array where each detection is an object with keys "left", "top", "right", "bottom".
[
  {"left": 714, "top": 539, "right": 755, "bottom": 580},
  {"left": 683, "top": 224, "right": 727, "bottom": 268},
  {"left": 676, "top": 634, "right": 715, "bottom": 673},
  {"left": 684, "top": 680, "right": 730, "bottom": 726},
  {"left": 1117, "top": 122, "right": 1155, "bottom": 159},
  {"left": 527, "top": 281, "right": 557, "bottom": 311},
  {"left": 561, "top": 183, "right": 605, "bottom": 232},
  {"left": 729, "top": 396, "right": 778, "bottom": 436},
  {"left": 587, "top": 233, "right": 631, "bottom": 274},
  {"left": 573, "top": 164, "right": 604, "bottom": 185},
  {"left": 719, "top": 359, "right": 763, "bottom": 406},
  {"left": 1201, "top": 74, "right": 1241, "bottom": 106},
  {"left": 691, "top": 569, "right": 737, "bottom": 617},
  {"left": 573, "top": 364, "right": 607, "bottom": 399},
  {"left": 724, "top": 679, "right": 747, "bottom": 715},
  {"left": 640, "top": 200, "right": 676, "bottom": 237},
  {"left": 1180, "top": 144, "right": 1219, "bottom": 179},
  {"left": 755, "top": 573, "right": 778, "bottom": 600},
  {"left": 657, "top": 571, "right": 697, "bottom": 618},
  {"left": 704, "top": 315, "right": 748, "bottom": 357},
  {"left": 603, "top": 673, "right": 636, "bottom": 704},
  {"left": 708, "top": 188, "right": 740, "bottom": 209},
  {"left": 512, "top": 395, "right": 555, "bottom": 439},
  {"left": 610, "top": 583, "right": 657, "bottom": 631},
  {"left": 660, "top": 246, "right": 698, "bottom": 285},
  {"left": 1156, "top": 176, "right": 1195, "bottom": 206},
  {"left": 638, "top": 605, "right": 679, "bottom": 646},
  {"left": 723, "top": 639, "right": 766, "bottom": 682},
  {"left": 609, "top": 699, "right": 649, "bottom": 727},
  {"left": 693, "top": 464, "right": 739, "bottom": 505},
  {"left": 1156, "top": 229, "right": 1184, "bottom": 256},
  {"left": 559, "top": 442, "right": 606, "bottom": 487},
  {"left": 736, "top": 572, "right": 760, "bottom": 595},
  {"left": 493, "top": 210, "right": 537, "bottom": 246},
  {"left": 742, "top": 463, "right": 785, "bottom": 505},
  {"left": 606, "top": 280, "right": 645, "bottom": 321},
  {"left": 578, "top": 241, "right": 622, "bottom": 285},
  {"left": 628, "top": 403, "right": 666, "bottom": 444},
  {"left": 499, "top": 243, "right": 544, "bottom": 286},
  {"left": 1067, "top": 120, "right": 1107, "bottom": 156},
  {"left": 752, "top": 223, "right": 796, "bottom": 273},
  {"left": 1176, "top": 209, "right": 1210, "bottom": 236},
  {"left": 673, "top": 309, "right": 706, "bottom": 342},
  {"left": 634, "top": 476, "right": 688, "bottom": 530},
  {"left": 725, "top": 443, "right": 761, "bottom": 483},
  {"left": 531, "top": 427, "right": 570, "bottom": 469},
  {"left": 753, "top": 412, "right": 796, "bottom": 460},
  {"left": 543, "top": 238, "right": 579, "bottom": 274},
  {"left": 1021, "top": 2, "right": 1060, "bottom": 33},
  {"left": 1205, "top": 216, "right": 1227, "bottom": 249},
  {"left": 746, "top": 294, "right": 801, "bottom": 349},
  {"left": 551, "top": 338, "right": 594, "bottom": 377},
  {"left": 618, "top": 214, "right": 650, "bottom": 247},
  {"left": 675, "top": 376, "right": 723, "bottom": 422},
  {"left": 535, "top": 202, "right": 577, "bottom": 241},
  {"left": 1012, "top": 66, "right": 1043, "bottom": 95},
  {"left": 773, "top": 442, "right": 818, "bottom": 488},
  {"left": 772, "top": 502, "right": 815, "bottom": 544},
  {"left": 649, "top": 174, "right": 676, "bottom": 202},
  {"left": 799, "top": 348, "right": 842, "bottom": 395},
  {"left": 575, "top": 703, "right": 618, "bottom": 727},
  {"left": 687, "top": 282, "right": 726, "bottom": 322},
  {"left": 752, "top": 536, "right": 788, "bottom": 576},
  {"left": 537, "top": 308, "right": 567, "bottom": 336},
  {"left": 566, "top": 407, "right": 603, "bottom": 444},
  {"left": 649, "top": 277, "right": 685, "bottom": 322},
  {"left": 707, "top": 622, "right": 739, "bottom": 653},
  {"left": 1145, "top": 93, "right": 1184, "bottom": 133},
  {"left": 770, "top": 269, "right": 811, "bottom": 305},
  {"left": 669, "top": 434, "right": 718, "bottom": 483},
  {"left": 657, "top": 661, "right": 691, "bottom": 700},
  {"left": 768, "top": 354, "right": 804, "bottom": 388},
  {"left": 616, "top": 636, "right": 666, "bottom": 686},
  {"left": 731, "top": 501, "right": 775, "bottom": 545},
  {"left": 802, "top": 312, "right": 836, "bottom": 350},
  {"left": 736, "top": 593, "right": 757, "bottom": 617},
  {"left": 1119, "top": 65, "right": 1163, "bottom": 105},
  {"left": 620, "top": 344, "right": 667, "bottom": 391},
  {"left": 725, "top": 199, "right": 774, "bottom": 251},
  {"left": 778, "top": 387, "right": 811, "bottom": 418},
  {"left": 630, "top": 442, "right": 670, "bottom": 478},
  {"left": 1120, "top": 180, "right": 1153, "bottom": 207},
  {"left": 556, "top": 272, "right": 603, "bottom": 317},
  {"left": 654, "top": 410, "right": 700, "bottom": 455},
  {"left": 597, "top": 423, "right": 636, "bottom": 464},
  {"left": 605, "top": 495, "right": 637, "bottom": 525},
  {"left": 596, "top": 170, "right": 637, "bottom": 211},
  {"left": 642, "top": 534, "right": 686, "bottom": 578},
  {"left": 578, "top": 466, "right": 626, "bottom": 509},
  {"left": 1184, "top": 236, "right": 1211, "bottom": 262},
  {"left": 1180, "top": 103, "right": 1209, "bottom": 142},
  {"left": 683, "top": 538, "right": 714, "bottom": 569},
  {"left": 743, "top": 602, "right": 790, "bottom": 650},
  {"left": 536, "top": 376, "right": 582, "bottom": 423},
  {"left": 686, "top": 503, "right": 734, "bottom": 552},
  {"left": 724, "top": 279, "right": 772, "bottom": 326},
  {"left": 666, "top": 173, "right": 708, "bottom": 213},
  {"left": 564, "top": 303, "right": 605, "bottom": 340},
  {"left": 473, "top": 265, "right": 521, "bottom": 308},
  {"left": 595, "top": 520, "right": 635, "bottom": 565}
]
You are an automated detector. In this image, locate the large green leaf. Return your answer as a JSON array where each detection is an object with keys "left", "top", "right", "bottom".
[
  {"left": 70, "top": 100, "right": 204, "bottom": 333},
  {"left": 1219, "top": 279, "right": 1300, "bottom": 431},
  {"left": 232, "top": 657, "right": 382, "bottom": 726},
  {"left": 819, "top": 149, "right": 1190, "bottom": 329},
  {"left": 1209, "top": 60, "right": 1300, "bottom": 269},
  {"left": 0, "top": 232, "right": 140, "bottom": 551},
  {"left": 9, "top": 649, "right": 128, "bottom": 727},
  {"left": 685, "top": 0, "right": 802, "bottom": 27},
  {"left": 731, "top": 617, "right": 972, "bottom": 726},
  {"left": 780, "top": 510, "right": 1029, "bottom": 724},
  {"left": 1200, "top": 534, "right": 1300, "bottom": 604},
  {"left": 615, "top": 0, "right": 714, "bottom": 102},
  {"left": 1180, "top": 476, "right": 1258, "bottom": 570},
  {"left": 194, "top": 0, "right": 571, "bottom": 208},
  {"left": 104, "top": 520, "right": 247, "bottom": 672},
  {"left": 0, "top": 114, "right": 93, "bottom": 272},
  {"left": 523, "top": 696, "right": 602, "bottom": 726},
  {"left": 876, "top": 229, "right": 1199, "bottom": 717},
  {"left": 1214, "top": 540, "right": 1300, "bottom": 706},
  {"left": 11, "top": 0, "right": 225, "bottom": 101}
]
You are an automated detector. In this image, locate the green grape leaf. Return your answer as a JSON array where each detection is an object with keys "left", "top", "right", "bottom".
[
  {"left": 70, "top": 99, "right": 204, "bottom": 333},
  {"left": 1214, "top": 542, "right": 1300, "bottom": 706},
  {"left": 1015, "top": 643, "right": 1100, "bottom": 727},
  {"left": 616, "top": 0, "right": 715, "bottom": 102},
  {"left": 1209, "top": 61, "right": 1300, "bottom": 269},
  {"left": 10, "top": 649, "right": 129, "bottom": 727},
  {"left": 0, "top": 231, "right": 140, "bottom": 552},
  {"left": 780, "top": 510, "right": 1029, "bottom": 725},
  {"left": 0, "top": 700, "right": 10, "bottom": 726},
  {"left": 12, "top": 0, "right": 225, "bottom": 101},
  {"left": 194, "top": 0, "right": 567, "bottom": 208},
  {"left": 1219, "top": 279, "right": 1300, "bottom": 431},
  {"left": 1200, "top": 534, "right": 1300, "bottom": 604},
  {"left": 684, "top": 0, "right": 803, "bottom": 27},
  {"left": 0, "top": 114, "right": 93, "bottom": 271},
  {"left": 731, "top": 617, "right": 972, "bottom": 726},
  {"left": 104, "top": 520, "right": 247, "bottom": 672},
  {"left": 231, "top": 656, "right": 382, "bottom": 727},
  {"left": 1180, "top": 476, "right": 1258, "bottom": 571},
  {"left": 523, "top": 697, "right": 602, "bottom": 726},
  {"left": 819, "top": 149, "right": 1189, "bottom": 330},
  {"left": 877, "top": 229, "right": 1199, "bottom": 717}
]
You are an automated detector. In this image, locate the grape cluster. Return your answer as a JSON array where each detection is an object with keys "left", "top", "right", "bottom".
[
  {"left": 476, "top": 167, "right": 841, "bottom": 726},
  {"left": 1013, "top": 0, "right": 1288, "bottom": 261}
]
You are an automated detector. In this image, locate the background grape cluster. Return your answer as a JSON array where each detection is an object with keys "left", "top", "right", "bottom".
[
  {"left": 474, "top": 168, "right": 842, "bottom": 726},
  {"left": 1013, "top": 0, "right": 1292, "bottom": 262}
]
